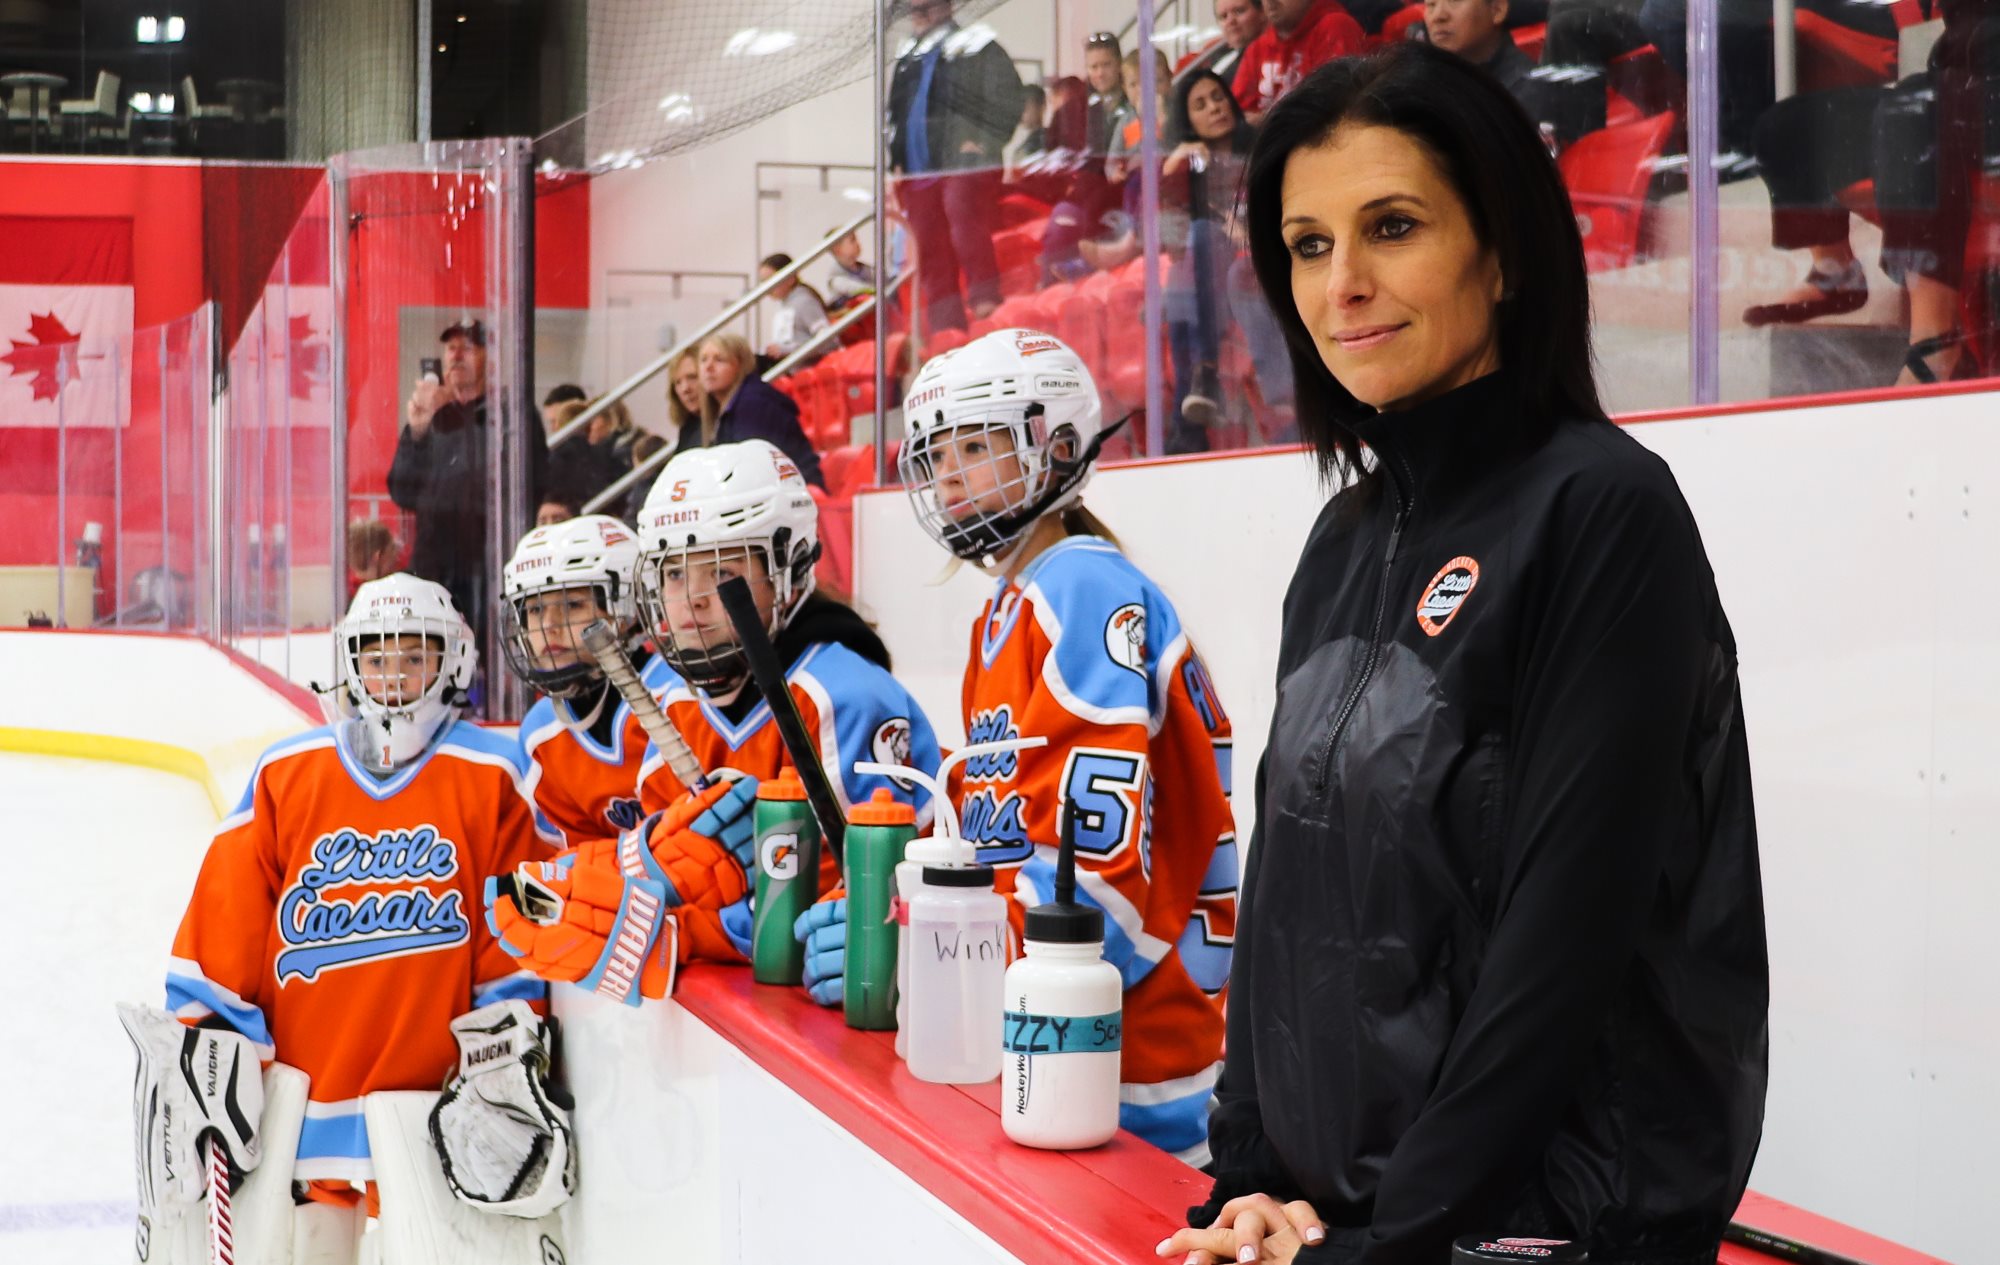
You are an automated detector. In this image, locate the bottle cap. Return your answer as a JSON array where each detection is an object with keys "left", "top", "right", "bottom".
[
  {"left": 756, "top": 766, "right": 807, "bottom": 802},
  {"left": 848, "top": 786, "right": 916, "bottom": 826},
  {"left": 904, "top": 832, "right": 977, "bottom": 867},
  {"left": 921, "top": 863, "right": 995, "bottom": 887},
  {"left": 1022, "top": 799, "right": 1104, "bottom": 944},
  {"left": 1451, "top": 1237, "right": 1587, "bottom": 1263}
]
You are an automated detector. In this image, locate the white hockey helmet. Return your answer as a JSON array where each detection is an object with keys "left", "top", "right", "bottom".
[
  {"left": 899, "top": 328, "right": 1110, "bottom": 566},
  {"left": 328, "top": 573, "right": 475, "bottom": 772},
  {"left": 498, "top": 515, "right": 644, "bottom": 700},
  {"left": 635, "top": 439, "right": 820, "bottom": 694}
]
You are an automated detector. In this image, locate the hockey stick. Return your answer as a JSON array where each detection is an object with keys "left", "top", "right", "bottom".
[
  {"left": 578, "top": 619, "right": 707, "bottom": 792},
  {"left": 1722, "top": 1221, "right": 1870, "bottom": 1265},
  {"left": 205, "top": 1138, "right": 234, "bottom": 1265},
  {"left": 716, "top": 576, "right": 847, "bottom": 869}
]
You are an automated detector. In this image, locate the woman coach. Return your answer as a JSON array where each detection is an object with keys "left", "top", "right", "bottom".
[{"left": 1159, "top": 43, "right": 1769, "bottom": 1265}]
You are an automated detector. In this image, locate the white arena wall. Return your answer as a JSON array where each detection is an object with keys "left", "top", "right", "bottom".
[{"left": 851, "top": 384, "right": 2000, "bottom": 1265}]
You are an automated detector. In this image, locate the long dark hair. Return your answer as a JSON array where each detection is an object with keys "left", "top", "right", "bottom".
[
  {"left": 1244, "top": 42, "right": 1603, "bottom": 483},
  {"left": 1171, "top": 68, "right": 1255, "bottom": 153}
]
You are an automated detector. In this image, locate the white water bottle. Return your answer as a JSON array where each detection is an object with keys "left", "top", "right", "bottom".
[
  {"left": 853, "top": 733, "right": 1046, "bottom": 1061},
  {"left": 1001, "top": 801, "right": 1122, "bottom": 1150},
  {"left": 894, "top": 830, "right": 974, "bottom": 1059},
  {"left": 905, "top": 863, "right": 1007, "bottom": 1084}
]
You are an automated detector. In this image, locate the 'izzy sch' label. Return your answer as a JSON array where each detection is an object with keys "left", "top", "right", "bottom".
[{"left": 1001, "top": 1009, "right": 1122, "bottom": 1055}]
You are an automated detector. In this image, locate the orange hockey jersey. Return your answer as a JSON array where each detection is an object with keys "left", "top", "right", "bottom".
[
  {"left": 165, "top": 722, "right": 554, "bottom": 1185},
  {"left": 517, "top": 658, "right": 666, "bottom": 846},
  {"left": 950, "top": 535, "right": 1237, "bottom": 1164},
  {"left": 635, "top": 641, "right": 944, "bottom": 912}
]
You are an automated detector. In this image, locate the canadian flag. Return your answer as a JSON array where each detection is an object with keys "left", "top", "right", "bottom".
[{"left": 0, "top": 216, "right": 135, "bottom": 428}]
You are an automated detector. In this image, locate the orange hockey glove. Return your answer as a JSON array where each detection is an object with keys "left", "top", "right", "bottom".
[{"left": 485, "top": 838, "right": 677, "bottom": 1006}]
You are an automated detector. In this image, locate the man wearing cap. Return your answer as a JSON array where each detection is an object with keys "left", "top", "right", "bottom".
[{"left": 387, "top": 320, "right": 547, "bottom": 634}]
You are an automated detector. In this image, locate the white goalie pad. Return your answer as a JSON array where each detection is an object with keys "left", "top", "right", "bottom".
[
  {"left": 134, "top": 1061, "right": 309, "bottom": 1265},
  {"left": 364, "top": 1092, "right": 570, "bottom": 1265}
]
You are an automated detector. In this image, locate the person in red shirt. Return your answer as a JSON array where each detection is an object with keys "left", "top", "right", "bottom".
[{"left": 1232, "top": 0, "right": 1365, "bottom": 122}]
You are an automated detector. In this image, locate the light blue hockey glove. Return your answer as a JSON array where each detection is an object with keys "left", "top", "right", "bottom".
[{"left": 793, "top": 897, "right": 847, "bottom": 1008}]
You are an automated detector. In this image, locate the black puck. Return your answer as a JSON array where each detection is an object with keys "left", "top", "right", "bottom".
[{"left": 1451, "top": 1235, "right": 1587, "bottom": 1262}]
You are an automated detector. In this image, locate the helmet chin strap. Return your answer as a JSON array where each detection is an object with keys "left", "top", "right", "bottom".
[{"left": 966, "top": 410, "right": 1135, "bottom": 568}]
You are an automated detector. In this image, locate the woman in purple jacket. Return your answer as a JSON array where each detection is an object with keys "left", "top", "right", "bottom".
[{"left": 670, "top": 331, "right": 825, "bottom": 488}]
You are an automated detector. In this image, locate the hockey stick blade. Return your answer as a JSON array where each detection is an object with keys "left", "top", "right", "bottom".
[
  {"left": 715, "top": 576, "right": 847, "bottom": 868},
  {"left": 579, "top": 619, "right": 707, "bottom": 792}
]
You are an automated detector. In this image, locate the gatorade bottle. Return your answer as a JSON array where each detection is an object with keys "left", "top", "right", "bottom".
[
  {"left": 844, "top": 788, "right": 914, "bottom": 1030},
  {"left": 751, "top": 767, "right": 821, "bottom": 986}
]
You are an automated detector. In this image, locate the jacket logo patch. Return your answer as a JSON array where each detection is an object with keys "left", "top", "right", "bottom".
[
  {"left": 871, "top": 717, "right": 917, "bottom": 791},
  {"left": 1104, "top": 603, "right": 1147, "bottom": 674},
  {"left": 1416, "top": 556, "right": 1480, "bottom": 637}
]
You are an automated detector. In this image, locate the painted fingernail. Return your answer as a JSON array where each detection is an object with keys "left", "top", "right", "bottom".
[
  {"left": 1156, "top": 1240, "right": 1175, "bottom": 1256},
  {"left": 1306, "top": 1226, "right": 1325, "bottom": 1245},
  {"left": 1184, "top": 1254, "right": 1204, "bottom": 1265},
  {"left": 1239, "top": 1247, "right": 1257, "bottom": 1263}
]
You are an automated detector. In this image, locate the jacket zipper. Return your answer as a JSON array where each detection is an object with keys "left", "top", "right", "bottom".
[{"left": 1313, "top": 458, "right": 1414, "bottom": 798}]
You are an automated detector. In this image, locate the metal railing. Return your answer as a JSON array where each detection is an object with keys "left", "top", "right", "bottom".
[
  {"left": 548, "top": 208, "right": 876, "bottom": 451},
  {"left": 581, "top": 263, "right": 914, "bottom": 516}
]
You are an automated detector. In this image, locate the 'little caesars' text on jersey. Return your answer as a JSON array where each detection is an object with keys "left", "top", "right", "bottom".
[{"left": 166, "top": 722, "right": 552, "bottom": 1185}]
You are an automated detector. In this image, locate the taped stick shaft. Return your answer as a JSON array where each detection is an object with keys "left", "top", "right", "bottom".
[
  {"left": 206, "top": 1139, "right": 233, "bottom": 1265},
  {"left": 579, "top": 620, "right": 706, "bottom": 792},
  {"left": 715, "top": 576, "right": 847, "bottom": 868}
]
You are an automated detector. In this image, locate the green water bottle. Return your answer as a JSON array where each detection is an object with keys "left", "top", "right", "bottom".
[
  {"left": 844, "top": 788, "right": 915, "bottom": 1030},
  {"left": 751, "top": 767, "right": 821, "bottom": 986}
]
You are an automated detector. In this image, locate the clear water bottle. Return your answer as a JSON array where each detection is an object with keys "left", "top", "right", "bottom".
[{"left": 904, "top": 863, "right": 1006, "bottom": 1085}]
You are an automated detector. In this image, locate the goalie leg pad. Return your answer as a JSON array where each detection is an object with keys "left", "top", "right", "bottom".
[{"left": 366, "top": 1091, "right": 570, "bottom": 1265}]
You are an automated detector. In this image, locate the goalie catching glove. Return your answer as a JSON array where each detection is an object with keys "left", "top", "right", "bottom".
[
  {"left": 116, "top": 1002, "right": 265, "bottom": 1214},
  {"left": 428, "top": 1000, "right": 575, "bottom": 1218},
  {"left": 486, "top": 775, "right": 761, "bottom": 1003}
]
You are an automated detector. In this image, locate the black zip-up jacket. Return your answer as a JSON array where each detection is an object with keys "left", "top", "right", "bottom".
[
  {"left": 1202, "top": 373, "right": 1769, "bottom": 1264},
  {"left": 887, "top": 21, "right": 1023, "bottom": 174},
  {"left": 387, "top": 394, "right": 548, "bottom": 622}
]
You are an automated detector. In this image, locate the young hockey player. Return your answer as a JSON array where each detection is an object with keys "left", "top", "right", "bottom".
[
  {"left": 501, "top": 513, "right": 656, "bottom": 844},
  {"left": 631, "top": 438, "right": 943, "bottom": 975},
  {"left": 885, "top": 328, "right": 1238, "bottom": 1164},
  {"left": 121, "top": 574, "right": 571, "bottom": 1260}
]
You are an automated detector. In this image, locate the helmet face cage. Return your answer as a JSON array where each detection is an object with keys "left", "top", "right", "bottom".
[
  {"left": 333, "top": 601, "right": 472, "bottom": 772},
  {"left": 498, "top": 576, "right": 622, "bottom": 698},
  {"left": 900, "top": 406, "right": 1064, "bottom": 563},
  {"left": 636, "top": 537, "right": 801, "bottom": 695}
]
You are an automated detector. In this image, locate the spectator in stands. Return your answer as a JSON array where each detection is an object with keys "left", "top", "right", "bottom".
[
  {"left": 540, "top": 382, "right": 586, "bottom": 435},
  {"left": 1002, "top": 82, "right": 1049, "bottom": 178},
  {"left": 1743, "top": 0, "right": 1998, "bottom": 384},
  {"left": 671, "top": 332, "right": 825, "bottom": 488},
  {"left": 346, "top": 518, "right": 401, "bottom": 588},
  {"left": 622, "top": 432, "right": 669, "bottom": 526},
  {"left": 824, "top": 229, "right": 878, "bottom": 311},
  {"left": 759, "top": 253, "right": 832, "bottom": 368},
  {"left": 546, "top": 395, "right": 636, "bottom": 513},
  {"left": 887, "top": 0, "right": 1023, "bottom": 332},
  {"left": 1079, "top": 49, "right": 1177, "bottom": 274},
  {"left": 1422, "top": 0, "right": 1537, "bottom": 107},
  {"left": 389, "top": 319, "right": 547, "bottom": 628},
  {"left": 1158, "top": 69, "right": 1260, "bottom": 450},
  {"left": 1233, "top": 0, "right": 1366, "bottom": 125},
  {"left": 1177, "top": 0, "right": 1271, "bottom": 91},
  {"left": 1084, "top": 30, "right": 1131, "bottom": 155},
  {"left": 667, "top": 348, "right": 703, "bottom": 440},
  {"left": 536, "top": 496, "right": 580, "bottom": 527}
]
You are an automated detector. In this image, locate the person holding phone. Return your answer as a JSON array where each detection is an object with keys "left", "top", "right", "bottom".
[{"left": 388, "top": 319, "right": 548, "bottom": 636}]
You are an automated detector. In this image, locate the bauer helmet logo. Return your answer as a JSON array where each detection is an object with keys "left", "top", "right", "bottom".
[
  {"left": 1416, "top": 556, "right": 1480, "bottom": 637},
  {"left": 1104, "top": 603, "right": 1147, "bottom": 674},
  {"left": 1034, "top": 375, "right": 1081, "bottom": 393}
]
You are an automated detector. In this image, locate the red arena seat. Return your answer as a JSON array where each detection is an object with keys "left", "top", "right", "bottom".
[{"left": 1559, "top": 111, "right": 1676, "bottom": 273}]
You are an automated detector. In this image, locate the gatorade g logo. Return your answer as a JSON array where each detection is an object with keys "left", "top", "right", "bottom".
[
  {"left": 1416, "top": 556, "right": 1480, "bottom": 637},
  {"left": 761, "top": 832, "right": 800, "bottom": 881}
]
